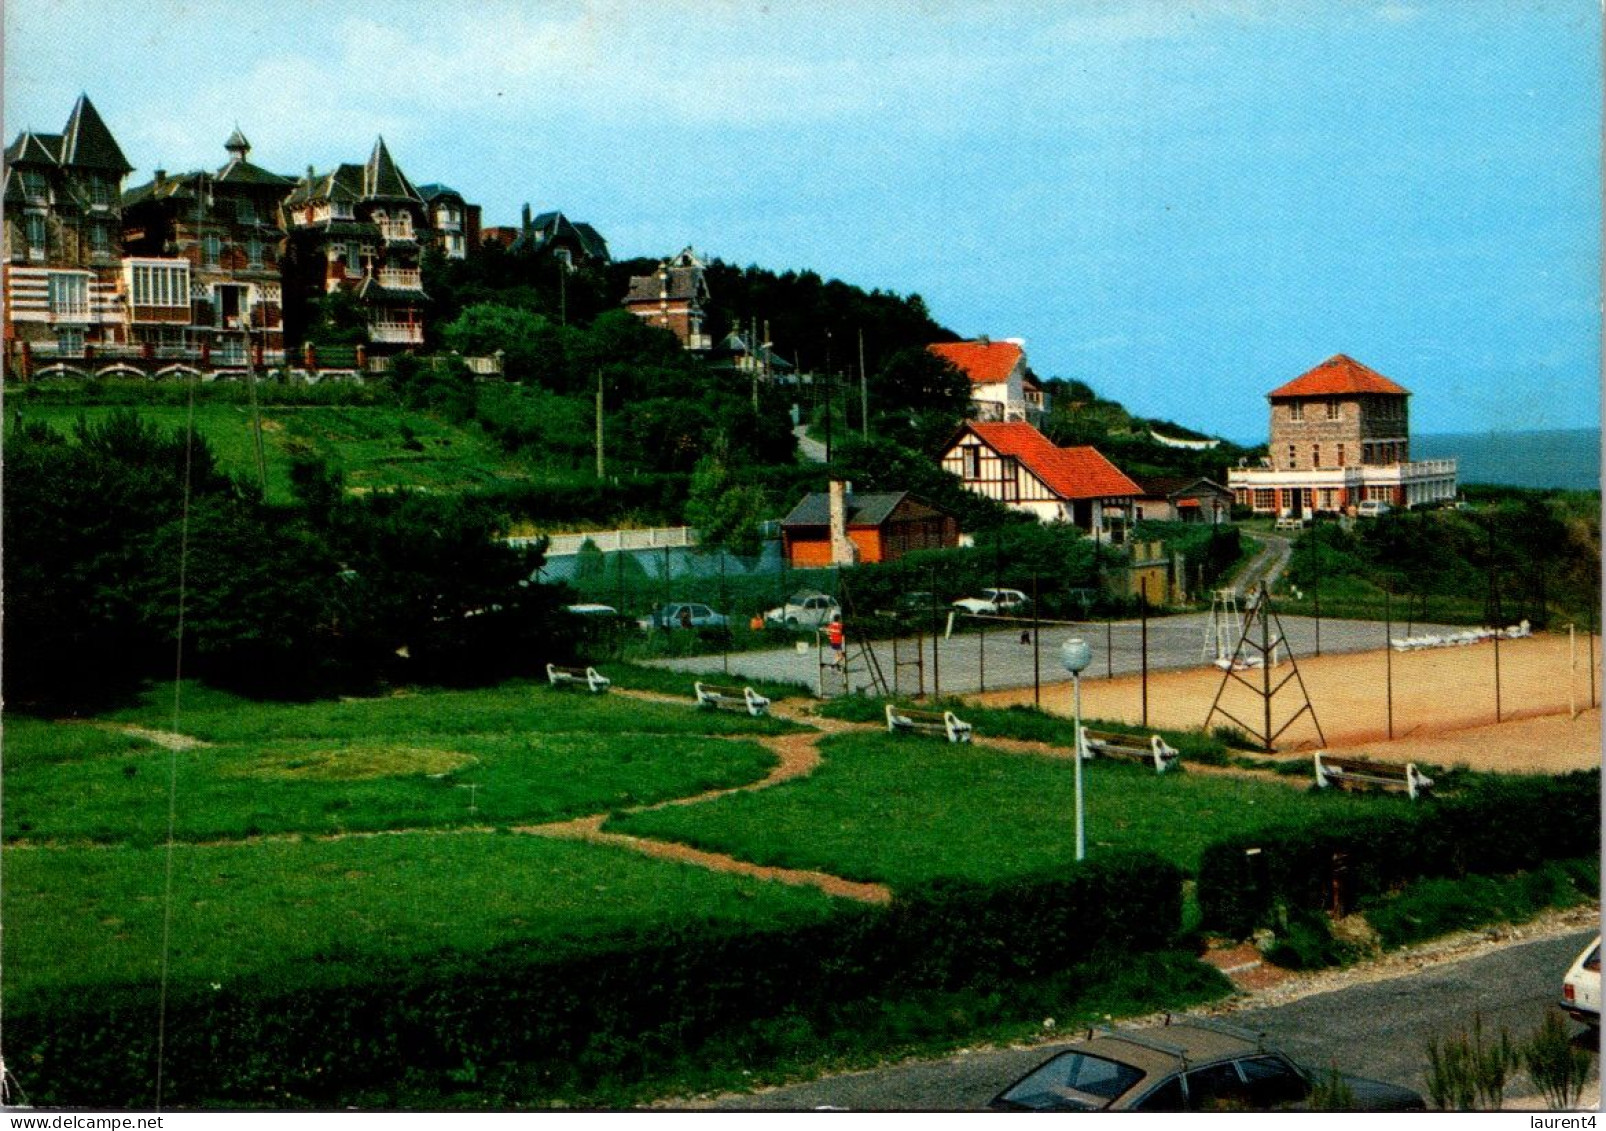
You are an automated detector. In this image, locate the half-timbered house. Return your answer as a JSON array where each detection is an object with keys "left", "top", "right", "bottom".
[{"left": 941, "top": 421, "right": 1139, "bottom": 539}]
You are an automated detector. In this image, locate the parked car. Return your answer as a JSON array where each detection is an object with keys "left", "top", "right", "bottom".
[
  {"left": 951, "top": 588, "right": 1031, "bottom": 616},
  {"left": 764, "top": 592, "right": 841, "bottom": 629},
  {"left": 564, "top": 603, "right": 618, "bottom": 617},
  {"left": 1561, "top": 935, "right": 1601, "bottom": 1028},
  {"left": 891, "top": 591, "right": 939, "bottom": 620},
  {"left": 990, "top": 1019, "right": 1426, "bottom": 1113},
  {"left": 638, "top": 602, "right": 729, "bottom": 631},
  {"left": 1356, "top": 500, "right": 1392, "bottom": 518}
]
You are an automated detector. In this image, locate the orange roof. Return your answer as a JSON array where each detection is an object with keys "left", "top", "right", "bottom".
[
  {"left": 928, "top": 339, "right": 1024, "bottom": 385},
  {"left": 964, "top": 421, "right": 1140, "bottom": 500},
  {"left": 1268, "top": 354, "right": 1410, "bottom": 399}
]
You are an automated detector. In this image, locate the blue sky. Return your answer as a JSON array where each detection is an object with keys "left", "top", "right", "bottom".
[{"left": 6, "top": 0, "right": 1599, "bottom": 440}]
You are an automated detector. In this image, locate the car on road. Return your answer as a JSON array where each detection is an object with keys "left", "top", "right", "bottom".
[
  {"left": 764, "top": 592, "right": 841, "bottom": 629},
  {"left": 1561, "top": 935, "right": 1600, "bottom": 1028},
  {"left": 638, "top": 602, "right": 729, "bottom": 631},
  {"left": 990, "top": 1019, "right": 1426, "bottom": 1113},
  {"left": 952, "top": 588, "right": 1031, "bottom": 616},
  {"left": 1356, "top": 500, "right": 1392, "bottom": 518}
]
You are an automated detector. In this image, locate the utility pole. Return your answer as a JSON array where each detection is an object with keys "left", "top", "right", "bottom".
[
  {"left": 824, "top": 329, "right": 834, "bottom": 462},
  {"left": 595, "top": 369, "right": 604, "bottom": 478},
  {"left": 859, "top": 328, "right": 868, "bottom": 440}
]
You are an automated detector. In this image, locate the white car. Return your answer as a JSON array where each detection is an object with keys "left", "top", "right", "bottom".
[
  {"left": 1561, "top": 935, "right": 1600, "bottom": 1027},
  {"left": 952, "top": 588, "right": 1031, "bottom": 616},
  {"left": 764, "top": 592, "right": 841, "bottom": 629},
  {"left": 1356, "top": 500, "right": 1392, "bottom": 518}
]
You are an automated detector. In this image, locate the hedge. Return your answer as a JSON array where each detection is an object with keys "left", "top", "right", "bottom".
[
  {"left": 1196, "top": 771, "right": 1601, "bottom": 937},
  {"left": 10, "top": 850, "right": 1182, "bottom": 1107}
]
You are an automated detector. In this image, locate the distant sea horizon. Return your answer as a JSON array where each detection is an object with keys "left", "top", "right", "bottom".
[{"left": 1225, "top": 427, "right": 1600, "bottom": 491}]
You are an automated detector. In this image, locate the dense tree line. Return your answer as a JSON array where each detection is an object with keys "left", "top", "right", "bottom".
[{"left": 4, "top": 411, "right": 577, "bottom": 712}]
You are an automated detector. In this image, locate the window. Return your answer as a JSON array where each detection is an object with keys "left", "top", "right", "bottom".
[
  {"left": 1288, "top": 402, "right": 1304, "bottom": 422},
  {"left": 89, "top": 176, "right": 113, "bottom": 208},
  {"left": 1287, "top": 445, "right": 1297, "bottom": 469},
  {"left": 994, "top": 1052, "right": 1145, "bottom": 1112},
  {"left": 128, "top": 260, "right": 191, "bottom": 308},
  {"left": 201, "top": 235, "right": 220, "bottom": 266},
  {"left": 55, "top": 326, "right": 85, "bottom": 356},
  {"left": 237, "top": 198, "right": 256, "bottom": 224},
  {"left": 21, "top": 171, "right": 48, "bottom": 202},
  {"left": 1325, "top": 398, "right": 1340, "bottom": 420},
  {"left": 1131, "top": 1077, "right": 1187, "bottom": 1112},
  {"left": 247, "top": 238, "right": 263, "bottom": 268},
  {"left": 47, "top": 272, "right": 89, "bottom": 320},
  {"left": 1237, "top": 1056, "right": 1310, "bottom": 1109},
  {"left": 1336, "top": 443, "right": 1346, "bottom": 467},
  {"left": 1253, "top": 488, "right": 1275, "bottom": 511},
  {"left": 88, "top": 222, "right": 112, "bottom": 256},
  {"left": 1311, "top": 445, "right": 1320, "bottom": 469},
  {"left": 24, "top": 212, "right": 46, "bottom": 255},
  {"left": 964, "top": 446, "right": 982, "bottom": 480},
  {"left": 1184, "top": 1062, "right": 1252, "bottom": 1112}
]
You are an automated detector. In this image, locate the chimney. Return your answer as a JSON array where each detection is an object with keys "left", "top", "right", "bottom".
[
  {"left": 154, "top": 169, "right": 166, "bottom": 185},
  {"left": 521, "top": 202, "right": 531, "bottom": 232},
  {"left": 828, "top": 480, "right": 859, "bottom": 567}
]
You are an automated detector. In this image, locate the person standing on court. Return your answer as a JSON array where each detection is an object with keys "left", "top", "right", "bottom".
[{"left": 828, "top": 613, "right": 845, "bottom": 668}]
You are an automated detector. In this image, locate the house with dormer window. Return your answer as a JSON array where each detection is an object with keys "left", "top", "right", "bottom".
[
  {"left": 623, "top": 247, "right": 711, "bottom": 350},
  {"left": 2, "top": 94, "right": 132, "bottom": 374},
  {"left": 280, "top": 138, "right": 429, "bottom": 353},
  {"left": 121, "top": 128, "right": 294, "bottom": 367},
  {"left": 928, "top": 337, "right": 1048, "bottom": 424}
]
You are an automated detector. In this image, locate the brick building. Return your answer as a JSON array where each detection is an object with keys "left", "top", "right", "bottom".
[
  {"left": 623, "top": 247, "right": 711, "bottom": 350},
  {"left": 2, "top": 95, "right": 132, "bottom": 373},
  {"left": 280, "top": 138, "right": 430, "bottom": 354},
  {"left": 1227, "top": 354, "right": 1458, "bottom": 516},
  {"left": 120, "top": 129, "right": 293, "bottom": 367},
  {"left": 780, "top": 485, "right": 959, "bottom": 567}
]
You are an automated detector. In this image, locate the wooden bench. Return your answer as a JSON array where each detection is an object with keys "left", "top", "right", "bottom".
[
  {"left": 885, "top": 703, "right": 973, "bottom": 743},
  {"left": 694, "top": 681, "right": 772, "bottom": 717},
  {"left": 1077, "top": 728, "right": 1179, "bottom": 773},
  {"left": 1314, "top": 751, "right": 1433, "bottom": 799},
  {"left": 546, "top": 663, "right": 611, "bottom": 693}
]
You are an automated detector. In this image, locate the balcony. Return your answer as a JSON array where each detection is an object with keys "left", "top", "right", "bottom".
[
  {"left": 377, "top": 268, "right": 422, "bottom": 291},
  {"left": 370, "top": 322, "right": 424, "bottom": 345}
]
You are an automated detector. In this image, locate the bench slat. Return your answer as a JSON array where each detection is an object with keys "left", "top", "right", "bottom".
[
  {"left": 1314, "top": 752, "right": 1432, "bottom": 799},
  {"left": 1077, "top": 729, "right": 1178, "bottom": 773}
]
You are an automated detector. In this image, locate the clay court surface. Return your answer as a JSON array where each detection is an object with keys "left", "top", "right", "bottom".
[{"left": 977, "top": 632, "right": 1603, "bottom": 775}]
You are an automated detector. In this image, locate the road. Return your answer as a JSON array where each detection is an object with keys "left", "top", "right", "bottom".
[{"left": 677, "top": 927, "right": 1598, "bottom": 1111}]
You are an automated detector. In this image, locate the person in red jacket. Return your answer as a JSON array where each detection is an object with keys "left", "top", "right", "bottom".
[{"left": 827, "top": 614, "right": 845, "bottom": 668}]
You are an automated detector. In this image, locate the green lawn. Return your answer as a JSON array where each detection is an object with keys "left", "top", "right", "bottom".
[
  {"left": 4, "top": 833, "right": 839, "bottom": 1001},
  {"left": 606, "top": 731, "right": 1407, "bottom": 888},
  {"left": 7, "top": 680, "right": 797, "bottom": 844},
  {"left": 15, "top": 403, "right": 527, "bottom": 503}
]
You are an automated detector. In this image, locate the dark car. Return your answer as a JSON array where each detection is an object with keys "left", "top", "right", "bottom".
[{"left": 990, "top": 1018, "right": 1425, "bottom": 1113}]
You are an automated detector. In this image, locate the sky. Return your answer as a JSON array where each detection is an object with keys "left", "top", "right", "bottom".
[{"left": 5, "top": 0, "right": 1600, "bottom": 441}]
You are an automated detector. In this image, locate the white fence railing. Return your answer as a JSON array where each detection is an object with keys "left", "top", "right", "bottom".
[{"left": 510, "top": 526, "right": 700, "bottom": 557}]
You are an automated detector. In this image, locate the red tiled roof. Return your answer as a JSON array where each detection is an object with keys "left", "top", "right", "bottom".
[
  {"left": 965, "top": 422, "right": 1140, "bottom": 500},
  {"left": 1268, "top": 354, "right": 1410, "bottom": 399},
  {"left": 928, "top": 339, "right": 1023, "bottom": 385}
]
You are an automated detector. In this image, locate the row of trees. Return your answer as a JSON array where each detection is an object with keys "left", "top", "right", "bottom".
[{"left": 5, "top": 411, "right": 578, "bottom": 712}]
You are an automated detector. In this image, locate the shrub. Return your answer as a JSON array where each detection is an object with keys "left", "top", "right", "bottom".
[
  {"left": 1523, "top": 1010, "right": 1593, "bottom": 1109},
  {"left": 1196, "top": 771, "right": 1600, "bottom": 936}
]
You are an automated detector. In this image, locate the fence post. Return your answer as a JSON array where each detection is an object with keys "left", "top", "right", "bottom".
[
  {"left": 1140, "top": 591, "right": 1149, "bottom": 728},
  {"left": 931, "top": 565, "right": 941, "bottom": 699},
  {"left": 1106, "top": 617, "right": 1113, "bottom": 679},
  {"left": 1032, "top": 572, "right": 1041, "bottom": 707},
  {"left": 1385, "top": 586, "right": 1394, "bottom": 740}
]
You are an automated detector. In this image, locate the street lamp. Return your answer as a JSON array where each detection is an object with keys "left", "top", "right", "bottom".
[{"left": 1060, "top": 637, "right": 1093, "bottom": 861}]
